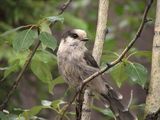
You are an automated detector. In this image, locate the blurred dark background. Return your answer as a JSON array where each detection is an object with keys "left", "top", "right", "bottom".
[{"left": 0, "top": 0, "right": 156, "bottom": 120}]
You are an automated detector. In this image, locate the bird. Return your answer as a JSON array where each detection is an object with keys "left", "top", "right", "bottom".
[{"left": 57, "top": 29, "right": 137, "bottom": 120}]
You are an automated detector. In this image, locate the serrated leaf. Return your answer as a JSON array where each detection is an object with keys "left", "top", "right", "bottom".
[
  {"left": 110, "top": 62, "right": 128, "bottom": 87},
  {"left": 12, "top": 29, "right": 37, "bottom": 51},
  {"left": 126, "top": 62, "right": 148, "bottom": 87},
  {"left": 39, "top": 32, "right": 57, "bottom": 50},
  {"left": 31, "top": 60, "right": 52, "bottom": 83},
  {"left": 46, "top": 16, "right": 64, "bottom": 23}
]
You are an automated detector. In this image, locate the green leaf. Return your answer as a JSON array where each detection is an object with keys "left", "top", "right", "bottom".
[
  {"left": 46, "top": 16, "right": 64, "bottom": 23},
  {"left": 12, "top": 29, "right": 37, "bottom": 51},
  {"left": 31, "top": 60, "right": 52, "bottom": 83},
  {"left": 4, "top": 59, "right": 20, "bottom": 78},
  {"left": 51, "top": 99, "right": 66, "bottom": 110},
  {"left": 40, "top": 22, "right": 52, "bottom": 34},
  {"left": 0, "top": 112, "right": 22, "bottom": 120},
  {"left": 128, "top": 51, "right": 152, "bottom": 60},
  {"left": 39, "top": 32, "right": 57, "bottom": 50},
  {"left": 48, "top": 76, "right": 65, "bottom": 94},
  {"left": 63, "top": 13, "right": 88, "bottom": 30},
  {"left": 52, "top": 76, "right": 65, "bottom": 88},
  {"left": 34, "top": 50, "right": 57, "bottom": 64},
  {"left": 22, "top": 100, "right": 65, "bottom": 119},
  {"left": 125, "top": 62, "right": 148, "bottom": 87},
  {"left": 12, "top": 51, "right": 29, "bottom": 67},
  {"left": 23, "top": 106, "right": 49, "bottom": 119},
  {"left": 92, "top": 105, "right": 114, "bottom": 118},
  {"left": 0, "top": 26, "right": 25, "bottom": 37},
  {"left": 0, "top": 112, "right": 8, "bottom": 120},
  {"left": 101, "top": 51, "right": 118, "bottom": 63},
  {"left": 110, "top": 62, "right": 128, "bottom": 87}
]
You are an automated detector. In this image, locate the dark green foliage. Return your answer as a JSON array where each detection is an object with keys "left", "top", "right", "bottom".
[
  {"left": 13, "top": 30, "right": 37, "bottom": 51},
  {"left": 39, "top": 32, "right": 57, "bottom": 50},
  {"left": 0, "top": 0, "right": 155, "bottom": 120}
]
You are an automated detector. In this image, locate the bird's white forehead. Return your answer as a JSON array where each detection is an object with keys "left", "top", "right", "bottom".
[{"left": 73, "top": 29, "right": 87, "bottom": 38}]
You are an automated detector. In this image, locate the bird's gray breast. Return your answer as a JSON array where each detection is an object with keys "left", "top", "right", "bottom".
[{"left": 57, "top": 50, "right": 84, "bottom": 87}]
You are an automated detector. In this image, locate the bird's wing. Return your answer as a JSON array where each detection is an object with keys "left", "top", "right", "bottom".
[{"left": 83, "top": 51, "right": 99, "bottom": 68}]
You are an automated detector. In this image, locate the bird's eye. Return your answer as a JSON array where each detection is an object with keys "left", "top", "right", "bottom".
[{"left": 71, "top": 33, "right": 78, "bottom": 39}]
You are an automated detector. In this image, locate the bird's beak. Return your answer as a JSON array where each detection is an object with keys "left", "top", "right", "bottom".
[{"left": 81, "top": 38, "right": 89, "bottom": 42}]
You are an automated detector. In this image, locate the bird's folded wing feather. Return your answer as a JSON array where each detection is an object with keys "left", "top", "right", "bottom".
[{"left": 83, "top": 51, "right": 99, "bottom": 68}]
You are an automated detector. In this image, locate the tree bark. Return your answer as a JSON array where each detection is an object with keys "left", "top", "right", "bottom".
[
  {"left": 145, "top": 0, "right": 160, "bottom": 119},
  {"left": 81, "top": 0, "right": 109, "bottom": 120}
]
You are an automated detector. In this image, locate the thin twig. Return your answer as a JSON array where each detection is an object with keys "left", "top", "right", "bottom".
[
  {"left": 76, "top": 89, "right": 85, "bottom": 120},
  {"left": 60, "top": 0, "right": 153, "bottom": 118},
  {"left": 60, "top": 91, "right": 79, "bottom": 120},
  {"left": 81, "top": 0, "right": 109, "bottom": 119},
  {"left": 0, "top": 25, "right": 37, "bottom": 37},
  {"left": 0, "top": 39, "right": 41, "bottom": 110},
  {"left": 81, "top": 0, "right": 153, "bottom": 89},
  {"left": 0, "top": 25, "right": 37, "bottom": 85},
  {"left": 0, "top": 0, "right": 72, "bottom": 110},
  {"left": 58, "top": 0, "right": 72, "bottom": 15}
]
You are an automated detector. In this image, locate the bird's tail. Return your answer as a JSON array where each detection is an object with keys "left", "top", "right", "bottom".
[{"left": 101, "top": 84, "right": 137, "bottom": 120}]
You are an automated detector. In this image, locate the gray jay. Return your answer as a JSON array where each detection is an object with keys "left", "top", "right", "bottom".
[{"left": 57, "top": 29, "right": 137, "bottom": 120}]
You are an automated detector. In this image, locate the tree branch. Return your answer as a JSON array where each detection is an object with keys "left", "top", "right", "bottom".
[
  {"left": 0, "top": 38, "right": 41, "bottom": 110},
  {"left": 81, "top": 0, "right": 153, "bottom": 88},
  {"left": 0, "top": 0, "right": 72, "bottom": 110},
  {"left": 58, "top": 0, "right": 72, "bottom": 15},
  {"left": 0, "top": 25, "right": 37, "bottom": 85},
  {"left": 145, "top": 0, "right": 160, "bottom": 119},
  {"left": 60, "top": 0, "right": 153, "bottom": 119},
  {"left": 81, "top": 0, "right": 109, "bottom": 120}
]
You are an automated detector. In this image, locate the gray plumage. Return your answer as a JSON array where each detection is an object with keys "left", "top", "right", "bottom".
[{"left": 57, "top": 29, "right": 137, "bottom": 120}]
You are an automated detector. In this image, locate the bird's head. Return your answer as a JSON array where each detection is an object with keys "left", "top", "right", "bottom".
[{"left": 61, "top": 29, "right": 89, "bottom": 47}]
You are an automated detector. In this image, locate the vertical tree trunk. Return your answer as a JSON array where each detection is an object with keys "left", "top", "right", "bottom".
[
  {"left": 92, "top": 0, "right": 109, "bottom": 64},
  {"left": 145, "top": 0, "right": 160, "bottom": 119},
  {"left": 81, "top": 0, "right": 109, "bottom": 120}
]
